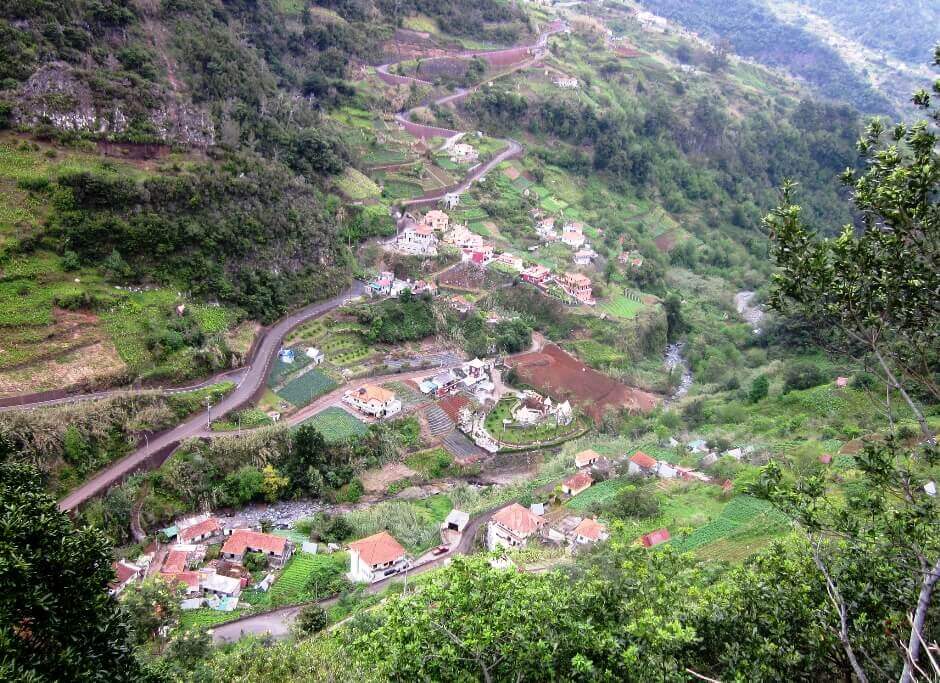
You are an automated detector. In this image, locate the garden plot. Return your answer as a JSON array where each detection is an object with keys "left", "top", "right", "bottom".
[
  {"left": 276, "top": 368, "right": 337, "bottom": 407},
  {"left": 566, "top": 477, "right": 632, "bottom": 511},
  {"left": 670, "top": 495, "right": 791, "bottom": 555},
  {"left": 599, "top": 293, "right": 646, "bottom": 320},
  {"left": 301, "top": 407, "right": 368, "bottom": 442}
]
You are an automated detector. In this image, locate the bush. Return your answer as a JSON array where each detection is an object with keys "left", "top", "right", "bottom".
[
  {"left": 602, "top": 484, "right": 660, "bottom": 519},
  {"left": 782, "top": 361, "right": 827, "bottom": 393},
  {"left": 748, "top": 375, "right": 769, "bottom": 403},
  {"left": 295, "top": 604, "right": 328, "bottom": 635},
  {"left": 244, "top": 551, "right": 268, "bottom": 573}
]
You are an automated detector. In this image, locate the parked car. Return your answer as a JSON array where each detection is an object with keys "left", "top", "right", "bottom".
[
  {"left": 432, "top": 545, "right": 449, "bottom": 556},
  {"left": 383, "top": 567, "right": 400, "bottom": 577}
]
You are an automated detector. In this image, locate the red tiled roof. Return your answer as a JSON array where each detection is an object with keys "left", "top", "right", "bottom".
[
  {"left": 348, "top": 531, "right": 406, "bottom": 567},
  {"left": 819, "top": 454, "right": 832, "bottom": 464},
  {"left": 222, "top": 530, "right": 288, "bottom": 557},
  {"left": 492, "top": 503, "right": 545, "bottom": 536},
  {"left": 640, "top": 528, "right": 670, "bottom": 547},
  {"left": 574, "top": 518, "right": 606, "bottom": 541},
  {"left": 178, "top": 517, "right": 220, "bottom": 543},
  {"left": 110, "top": 560, "right": 138, "bottom": 589},
  {"left": 630, "top": 451, "right": 657, "bottom": 469},
  {"left": 575, "top": 449, "right": 600, "bottom": 467},
  {"left": 564, "top": 471, "right": 593, "bottom": 491},
  {"left": 162, "top": 571, "right": 199, "bottom": 590},
  {"left": 161, "top": 550, "right": 189, "bottom": 574}
]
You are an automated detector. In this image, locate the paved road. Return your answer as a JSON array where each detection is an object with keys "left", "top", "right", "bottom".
[
  {"left": 210, "top": 506, "right": 497, "bottom": 643},
  {"left": 57, "top": 283, "right": 366, "bottom": 512}
]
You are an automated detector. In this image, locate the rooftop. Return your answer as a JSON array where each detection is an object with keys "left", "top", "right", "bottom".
[
  {"left": 221, "top": 530, "right": 289, "bottom": 556},
  {"left": 178, "top": 517, "right": 220, "bottom": 543},
  {"left": 348, "top": 531, "right": 406, "bottom": 566},
  {"left": 354, "top": 385, "right": 395, "bottom": 404},
  {"left": 492, "top": 503, "right": 545, "bottom": 535},
  {"left": 574, "top": 518, "right": 606, "bottom": 541},
  {"left": 630, "top": 451, "right": 658, "bottom": 469},
  {"left": 564, "top": 471, "right": 593, "bottom": 490}
]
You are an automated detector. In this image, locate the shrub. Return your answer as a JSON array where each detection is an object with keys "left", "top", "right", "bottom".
[
  {"left": 295, "top": 604, "right": 328, "bottom": 635},
  {"left": 244, "top": 551, "right": 268, "bottom": 573},
  {"left": 783, "top": 361, "right": 827, "bottom": 393},
  {"left": 748, "top": 375, "right": 769, "bottom": 403}
]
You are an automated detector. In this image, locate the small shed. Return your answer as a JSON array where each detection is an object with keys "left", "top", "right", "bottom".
[
  {"left": 639, "top": 528, "right": 671, "bottom": 548},
  {"left": 443, "top": 509, "right": 470, "bottom": 533}
]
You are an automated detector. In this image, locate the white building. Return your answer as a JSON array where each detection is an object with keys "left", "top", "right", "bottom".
[
  {"left": 397, "top": 224, "right": 438, "bottom": 256},
  {"left": 347, "top": 531, "right": 408, "bottom": 583},
  {"left": 572, "top": 518, "right": 609, "bottom": 545},
  {"left": 305, "top": 347, "right": 324, "bottom": 364},
  {"left": 451, "top": 142, "right": 479, "bottom": 163},
  {"left": 486, "top": 503, "right": 547, "bottom": 551},
  {"left": 554, "top": 76, "right": 579, "bottom": 89},
  {"left": 561, "top": 222, "right": 585, "bottom": 248},
  {"left": 200, "top": 572, "right": 243, "bottom": 599},
  {"left": 343, "top": 385, "right": 402, "bottom": 418},
  {"left": 423, "top": 209, "right": 450, "bottom": 232},
  {"left": 442, "top": 509, "right": 470, "bottom": 533}
]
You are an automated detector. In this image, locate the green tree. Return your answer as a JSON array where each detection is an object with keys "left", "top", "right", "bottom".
[
  {"left": 766, "top": 53, "right": 939, "bottom": 438},
  {"left": 604, "top": 484, "right": 660, "bottom": 519},
  {"left": 748, "top": 374, "right": 769, "bottom": 403},
  {"left": 0, "top": 453, "right": 141, "bottom": 681},
  {"left": 664, "top": 293, "right": 689, "bottom": 342},
  {"left": 122, "top": 576, "right": 182, "bottom": 646},
  {"left": 295, "top": 604, "right": 328, "bottom": 635}
]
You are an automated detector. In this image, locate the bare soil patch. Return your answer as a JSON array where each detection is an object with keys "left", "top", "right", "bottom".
[
  {"left": 508, "top": 343, "right": 660, "bottom": 421},
  {"left": 654, "top": 229, "right": 678, "bottom": 252},
  {"left": 0, "top": 340, "right": 126, "bottom": 396},
  {"left": 360, "top": 461, "right": 418, "bottom": 493}
]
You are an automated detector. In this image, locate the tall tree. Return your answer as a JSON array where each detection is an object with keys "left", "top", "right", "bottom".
[
  {"left": 766, "top": 49, "right": 939, "bottom": 439},
  {"left": 765, "top": 51, "right": 940, "bottom": 680},
  {"left": 0, "top": 448, "right": 142, "bottom": 681}
]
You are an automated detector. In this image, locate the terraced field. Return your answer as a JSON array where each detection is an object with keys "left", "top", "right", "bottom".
[
  {"left": 276, "top": 369, "right": 338, "bottom": 407},
  {"left": 301, "top": 407, "right": 368, "bottom": 442}
]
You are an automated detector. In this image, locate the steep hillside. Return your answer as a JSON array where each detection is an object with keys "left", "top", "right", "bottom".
[
  {"left": 0, "top": 0, "right": 530, "bottom": 390},
  {"left": 634, "top": 0, "right": 922, "bottom": 116}
]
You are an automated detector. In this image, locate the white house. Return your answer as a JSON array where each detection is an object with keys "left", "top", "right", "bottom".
[
  {"left": 343, "top": 385, "right": 402, "bottom": 418},
  {"left": 573, "top": 248, "right": 595, "bottom": 266},
  {"left": 451, "top": 142, "right": 479, "bottom": 163},
  {"left": 562, "top": 471, "right": 594, "bottom": 497},
  {"left": 575, "top": 449, "right": 600, "bottom": 469},
  {"left": 305, "top": 347, "right": 324, "bottom": 364},
  {"left": 200, "top": 572, "right": 243, "bottom": 599},
  {"left": 561, "top": 222, "right": 585, "bottom": 248},
  {"left": 495, "top": 252, "right": 524, "bottom": 271},
  {"left": 628, "top": 451, "right": 658, "bottom": 476},
  {"left": 109, "top": 560, "right": 142, "bottom": 596},
  {"left": 397, "top": 224, "right": 438, "bottom": 256},
  {"left": 424, "top": 209, "right": 450, "bottom": 232},
  {"left": 486, "top": 503, "right": 546, "bottom": 551},
  {"left": 554, "top": 76, "right": 579, "bottom": 89},
  {"left": 177, "top": 517, "right": 222, "bottom": 545},
  {"left": 573, "top": 518, "right": 609, "bottom": 545},
  {"left": 656, "top": 462, "right": 678, "bottom": 479},
  {"left": 347, "top": 531, "right": 408, "bottom": 583}
]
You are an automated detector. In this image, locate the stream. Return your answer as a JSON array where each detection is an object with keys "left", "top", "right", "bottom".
[
  {"left": 664, "top": 342, "right": 692, "bottom": 407},
  {"left": 734, "top": 290, "right": 764, "bottom": 334}
]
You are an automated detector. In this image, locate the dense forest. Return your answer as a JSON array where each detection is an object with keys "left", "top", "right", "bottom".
[{"left": 639, "top": 0, "right": 894, "bottom": 116}]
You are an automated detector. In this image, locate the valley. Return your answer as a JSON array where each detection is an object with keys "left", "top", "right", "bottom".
[{"left": 0, "top": 1, "right": 937, "bottom": 681}]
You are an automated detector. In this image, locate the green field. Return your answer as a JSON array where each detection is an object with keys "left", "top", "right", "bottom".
[
  {"left": 276, "top": 369, "right": 338, "bottom": 407},
  {"left": 405, "top": 447, "right": 454, "bottom": 479},
  {"left": 336, "top": 167, "right": 381, "bottom": 200},
  {"left": 267, "top": 348, "right": 314, "bottom": 386},
  {"left": 599, "top": 294, "right": 645, "bottom": 319},
  {"left": 178, "top": 607, "right": 242, "bottom": 630},
  {"left": 671, "top": 495, "right": 791, "bottom": 555},
  {"left": 566, "top": 477, "right": 632, "bottom": 511},
  {"left": 301, "top": 407, "right": 368, "bottom": 442}
]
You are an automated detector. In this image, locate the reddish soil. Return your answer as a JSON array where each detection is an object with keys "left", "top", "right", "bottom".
[
  {"left": 654, "top": 229, "right": 678, "bottom": 252},
  {"left": 615, "top": 46, "right": 645, "bottom": 58},
  {"left": 438, "top": 394, "right": 469, "bottom": 422},
  {"left": 508, "top": 343, "right": 660, "bottom": 421}
]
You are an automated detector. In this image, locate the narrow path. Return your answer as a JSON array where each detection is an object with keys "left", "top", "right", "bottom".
[{"left": 376, "top": 21, "right": 566, "bottom": 209}]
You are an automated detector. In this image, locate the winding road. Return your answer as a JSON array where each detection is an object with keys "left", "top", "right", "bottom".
[
  {"left": 56, "top": 283, "right": 366, "bottom": 512},
  {"left": 376, "top": 20, "right": 564, "bottom": 208},
  {"left": 39, "top": 23, "right": 565, "bottom": 511}
]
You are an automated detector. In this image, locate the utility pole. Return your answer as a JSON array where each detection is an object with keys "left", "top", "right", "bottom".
[{"left": 206, "top": 397, "right": 212, "bottom": 429}]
